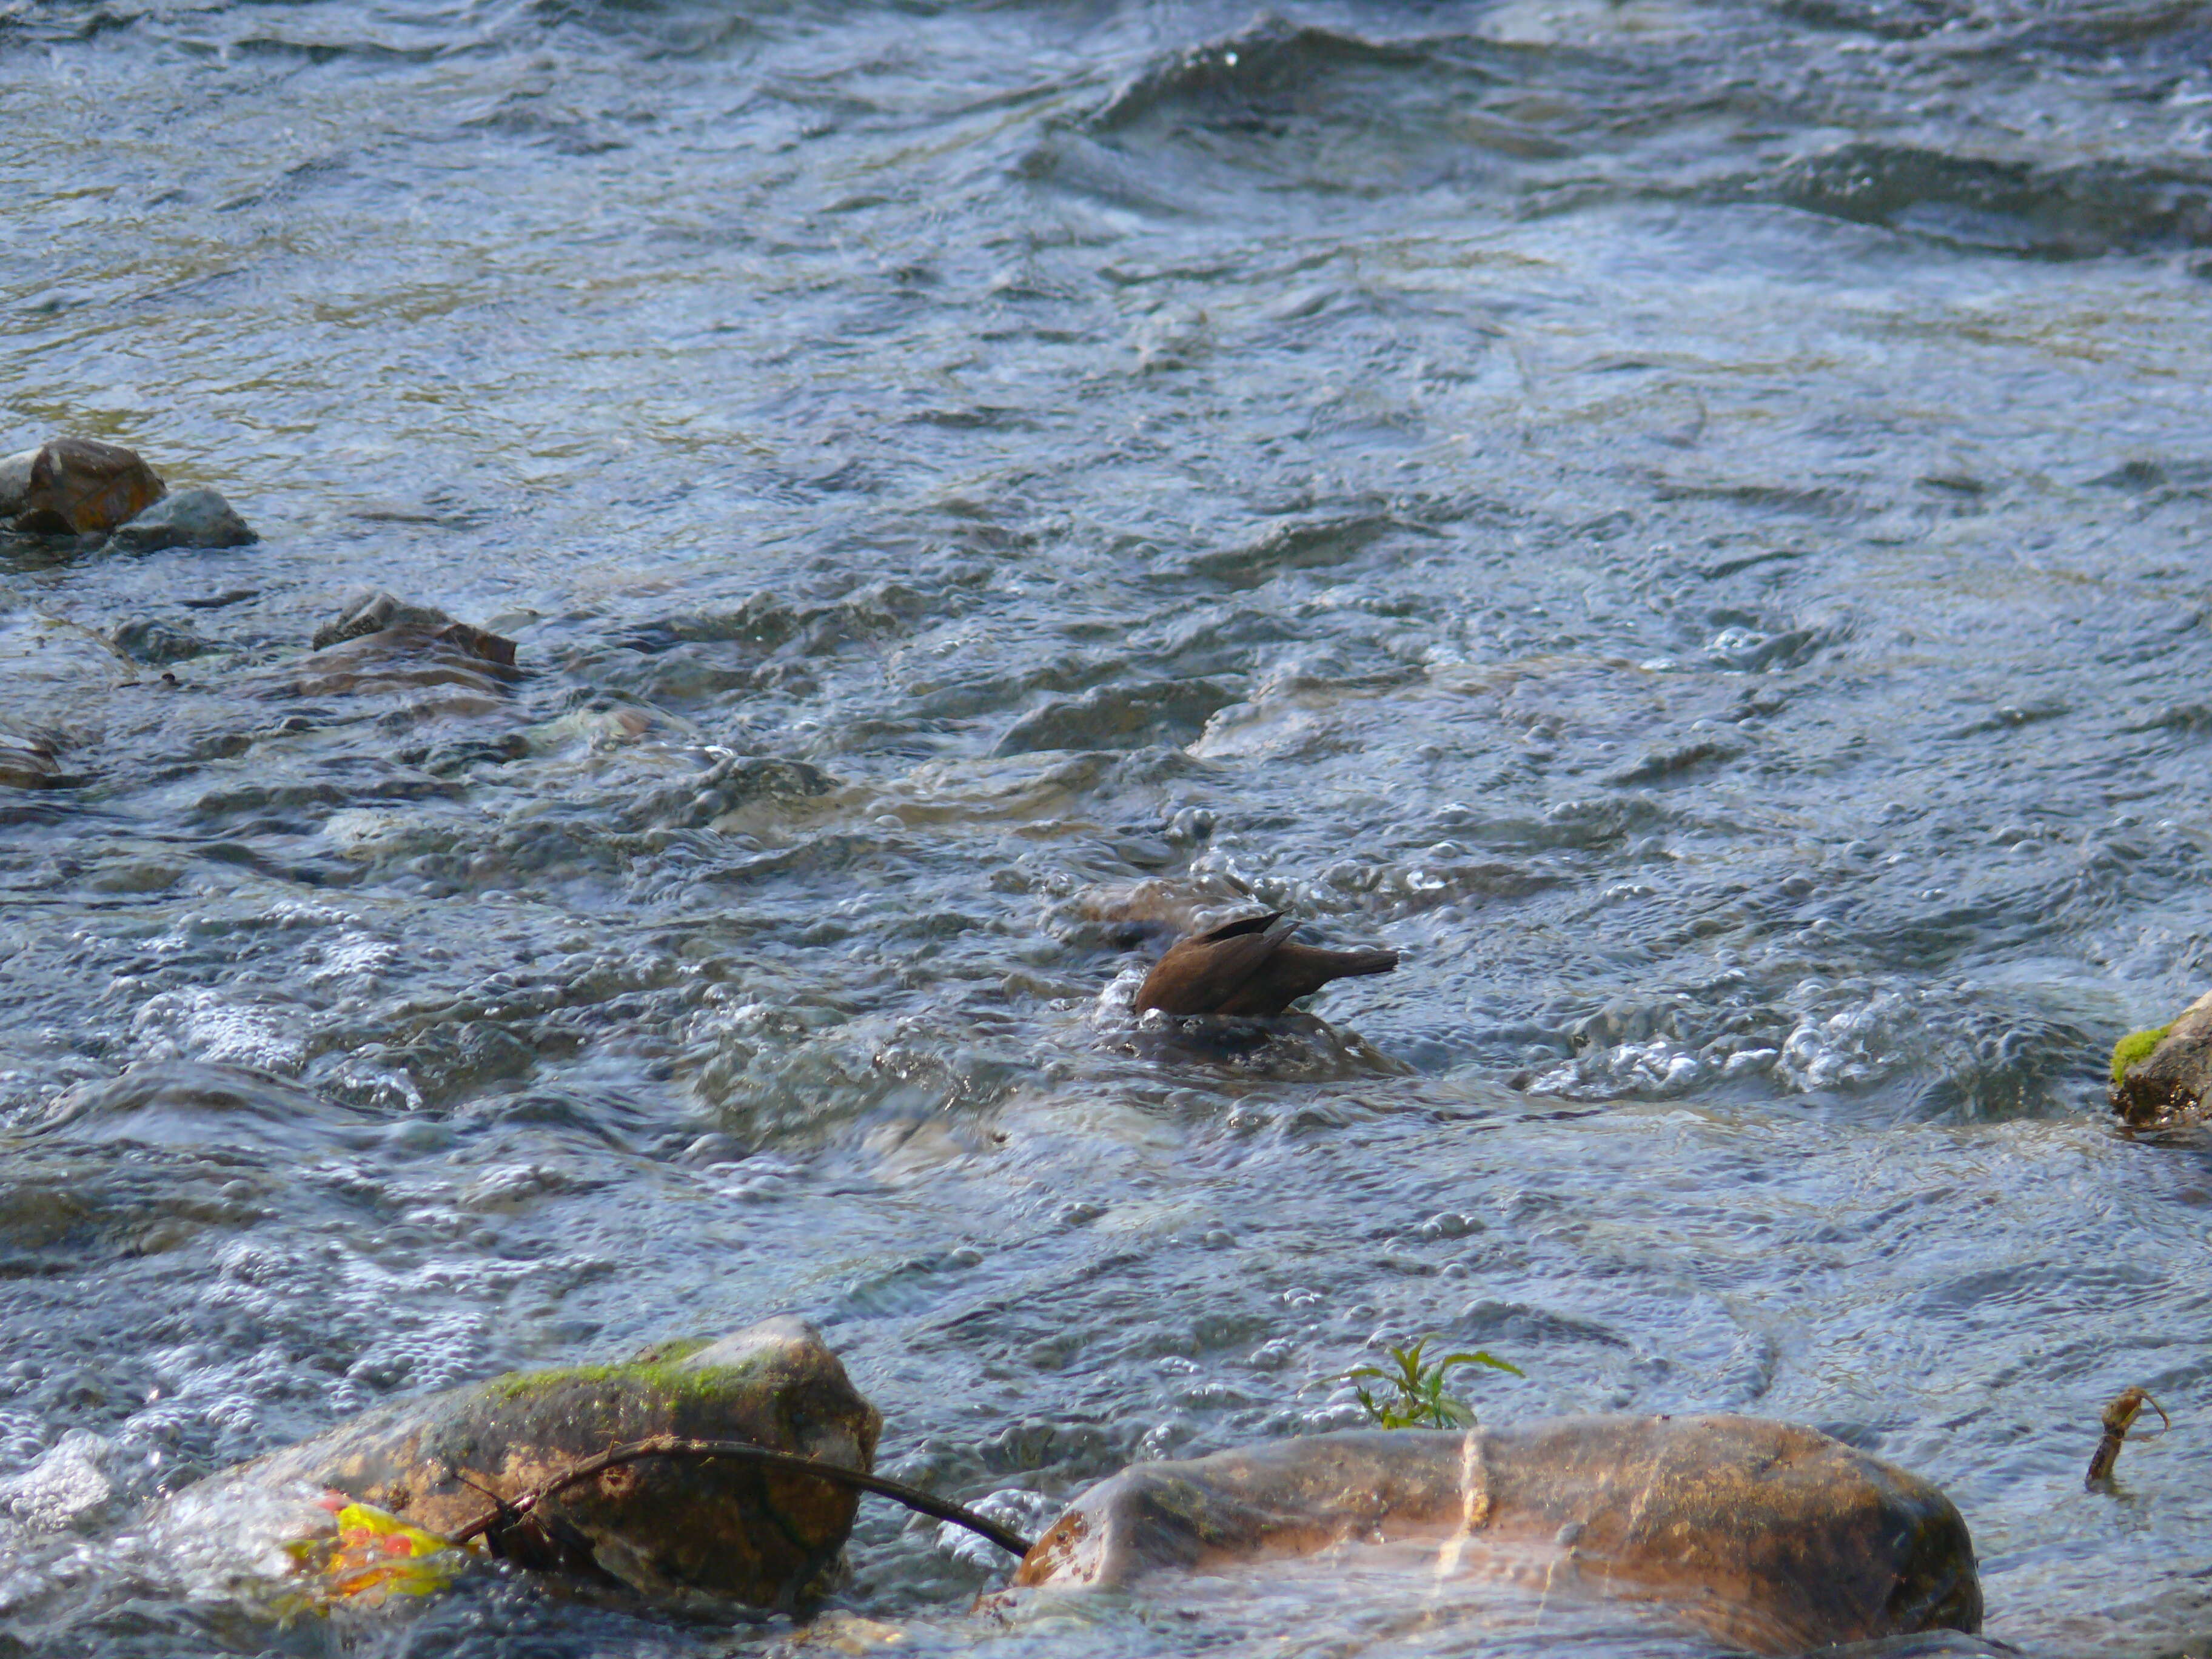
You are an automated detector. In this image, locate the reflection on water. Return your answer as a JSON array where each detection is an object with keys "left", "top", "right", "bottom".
[{"left": 4, "top": 0, "right": 2212, "bottom": 1652}]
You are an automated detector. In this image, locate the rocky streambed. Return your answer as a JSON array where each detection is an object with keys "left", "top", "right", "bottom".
[
  {"left": 87, "top": 1311, "right": 1980, "bottom": 1654},
  {"left": 11, "top": 0, "right": 2212, "bottom": 1654}
]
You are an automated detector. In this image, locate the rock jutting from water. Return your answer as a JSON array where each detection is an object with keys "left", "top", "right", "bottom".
[
  {"left": 310, "top": 587, "right": 516, "bottom": 665},
  {"left": 2110, "top": 989, "right": 2212, "bottom": 1128},
  {"left": 159, "top": 1316, "right": 882, "bottom": 1607},
  {"left": 294, "top": 588, "right": 520, "bottom": 703},
  {"left": 107, "top": 485, "right": 256, "bottom": 552},
  {"left": 110, "top": 618, "right": 220, "bottom": 666},
  {"left": 5, "top": 437, "right": 167, "bottom": 535},
  {"left": 0, "top": 448, "right": 33, "bottom": 516},
  {"left": 1133, "top": 911, "right": 1399, "bottom": 1016},
  {"left": 0, "top": 726, "right": 64, "bottom": 789},
  {"left": 1003, "top": 1415, "right": 1982, "bottom": 1655}
]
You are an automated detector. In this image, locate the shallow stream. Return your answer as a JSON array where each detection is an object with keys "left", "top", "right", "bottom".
[{"left": 5, "top": 0, "right": 2212, "bottom": 1653}]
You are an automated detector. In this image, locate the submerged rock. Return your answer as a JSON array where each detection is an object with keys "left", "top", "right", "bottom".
[
  {"left": 0, "top": 728, "right": 65, "bottom": 789},
  {"left": 313, "top": 588, "right": 466, "bottom": 650},
  {"left": 0, "top": 1429, "right": 125, "bottom": 1537},
  {"left": 11, "top": 437, "right": 166, "bottom": 535},
  {"left": 310, "top": 588, "right": 515, "bottom": 662},
  {"left": 622, "top": 752, "right": 840, "bottom": 831},
  {"left": 0, "top": 449, "right": 35, "bottom": 518},
  {"left": 994, "top": 677, "right": 1239, "bottom": 757},
  {"left": 2110, "top": 990, "right": 2212, "bottom": 1128},
  {"left": 1007, "top": 1416, "right": 1980, "bottom": 1655},
  {"left": 109, "top": 486, "right": 256, "bottom": 552},
  {"left": 172, "top": 1316, "right": 880, "bottom": 1607},
  {"left": 111, "top": 618, "right": 220, "bottom": 665},
  {"left": 298, "top": 589, "right": 518, "bottom": 699}
]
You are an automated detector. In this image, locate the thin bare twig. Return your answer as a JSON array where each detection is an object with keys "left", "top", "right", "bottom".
[
  {"left": 2086, "top": 1387, "right": 2170, "bottom": 1487},
  {"left": 447, "top": 1434, "right": 1034, "bottom": 1558}
]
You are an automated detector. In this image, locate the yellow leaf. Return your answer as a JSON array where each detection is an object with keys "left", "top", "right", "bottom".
[{"left": 279, "top": 1492, "right": 469, "bottom": 1618}]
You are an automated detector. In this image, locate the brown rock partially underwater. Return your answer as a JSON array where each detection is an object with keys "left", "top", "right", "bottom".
[
  {"left": 0, "top": 728, "right": 64, "bottom": 789},
  {"left": 2110, "top": 989, "right": 2212, "bottom": 1129},
  {"left": 175, "top": 1317, "right": 881, "bottom": 1606},
  {"left": 12, "top": 437, "right": 167, "bottom": 535},
  {"left": 297, "top": 589, "right": 518, "bottom": 700},
  {"left": 1008, "top": 1416, "right": 1980, "bottom": 1655},
  {"left": 1133, "top": 911, "right": 1398, "bottom": 1016}
]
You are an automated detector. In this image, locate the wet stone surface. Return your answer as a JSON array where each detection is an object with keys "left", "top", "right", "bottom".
[
  {"left": 11, "top": 438, "right": 165, "bottom": 537},
  {"left": 170, "top": 1315, "right": 880, "bottom": 1607},
  {"left": 2110, "top": 990, "right": 2212, "bottom": 1128},
  {"left": 1007, "top": 1418, "right": 1982, "bottom": 1654},
  {"left": 108, "top": 487, "right": 256, "bottom": 554}
]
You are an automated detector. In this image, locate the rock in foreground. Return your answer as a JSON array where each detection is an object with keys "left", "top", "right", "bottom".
[
  {"left": 9, "top": 438, "right": 166, "bottom": 535},
  {"left": 109, "top": 485, "right": 256, "bottom": 551},
  {"left": 1008, "top": 1416, "right": 1980, "bottom": 1655},
  {"left": 172, "top": 1316, "right": 880, "bottom": 1607}
]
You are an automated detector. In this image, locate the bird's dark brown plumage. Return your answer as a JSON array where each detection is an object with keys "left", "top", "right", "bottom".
[{"left": 1131, "top": 911, "right": 1398, "bottom": 1017}]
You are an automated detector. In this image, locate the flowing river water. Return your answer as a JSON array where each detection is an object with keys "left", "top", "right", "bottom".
[{"left": 5, "top": 0, "right": 2212, "bottom": 1653}]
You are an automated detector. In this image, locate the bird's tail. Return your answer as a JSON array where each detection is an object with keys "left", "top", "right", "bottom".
[{"left": 1326, "top": 948, "right": 1398, "bottom": 979}]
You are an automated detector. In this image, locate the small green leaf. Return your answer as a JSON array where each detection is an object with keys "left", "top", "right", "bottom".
[
  {"left": 1340, "top": 1335, "right": 1523, "bottom": 1430},
  {"left": 1435, "top": 1350, "right": 1524, "bottom": 1379}
]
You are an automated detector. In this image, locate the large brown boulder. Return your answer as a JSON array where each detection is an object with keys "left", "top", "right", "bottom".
[
  {"left": 2110, "top": 990, "right": 2212, "bottom": 1128},
  {"left": 1007, "top": 1416, "right": 1980, "bottom": 1655},
  {"left": 171, "top": 1316, "right": 880, "bottom": 1607},
  {"left": 11, "top": 437, "right": 166, "bottom": 535}
]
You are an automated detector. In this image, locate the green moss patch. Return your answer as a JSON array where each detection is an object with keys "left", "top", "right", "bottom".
[
  {"left": 2112, "top": 1025, "right": 2173, "bottom": 1087},
  {"left": 486, "top": 1338, "right": 742, "bottom": 1403}
]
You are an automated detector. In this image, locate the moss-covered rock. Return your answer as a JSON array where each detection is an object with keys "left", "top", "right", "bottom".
[
  {"left": 2111, "top": 990, "right": 2212, "bottom": 1128},
  {"left": 178, "top": 1316, "right": 880, "bottom": 1607},
  {"left": 1005, "top": 1416, "right": 1980, "bottom": 1656}
]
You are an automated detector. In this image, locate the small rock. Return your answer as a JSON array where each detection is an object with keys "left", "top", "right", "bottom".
[
  {"left": 0, "top": 729, "right": 64, "bottom": 789},
  {"left": 0, "top": 449, "right": 35, "bottom": 518},
  {"left": 12, "top": 438, "right": 166, "bottom": 535},
  {"left": 0, "top": 1430, "right": 120, "bottom": 1534},
  {"left": 109, "top": 486, "right": 256, "bottom": 552},
  {"left": 311, "top": 588, "right": 515, "bottom": 666},
  {"left": 111, "top": 619, "right": 219, "bottom": 665},
  {"left": 621, "top": 753, "right": 838, "bottom": 831},
  {"left": 312, "top": 588, "right": 453, "bottom": 649},
  {"left": 994, "top": 677, "right": 1239, "bottom": 757},
  {"left": 2111, "top": 989, "right": 2212, "bottom": 1128},
  {"left": 296, "top": 590, "right": 519, "bottom": 705}
]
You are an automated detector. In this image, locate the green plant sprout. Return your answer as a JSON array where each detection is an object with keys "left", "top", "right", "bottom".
[{"left": 1347, "top": 1337, "right": 1523, "bottom": 1429}]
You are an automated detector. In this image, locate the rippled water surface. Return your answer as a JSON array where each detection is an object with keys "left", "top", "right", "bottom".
[{"left": 6, "top": 0, "right": 2212, "bottom": 1652}]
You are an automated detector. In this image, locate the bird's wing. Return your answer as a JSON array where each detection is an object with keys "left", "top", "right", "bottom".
[
  {"left": 1195, "top": 910, "right": 1284, "bottom": 943},
  {"left": 1136, "top": 915, "right": 1297, "bottom": 1013}
]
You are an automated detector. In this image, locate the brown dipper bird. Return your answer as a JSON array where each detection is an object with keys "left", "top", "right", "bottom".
[{"left": 1132, "top": 911, "right": 1398, "bottom": 1017}]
